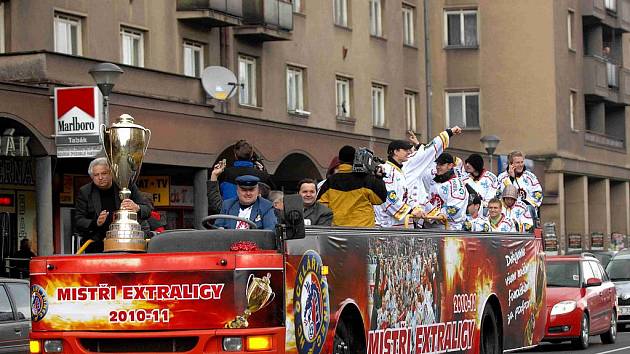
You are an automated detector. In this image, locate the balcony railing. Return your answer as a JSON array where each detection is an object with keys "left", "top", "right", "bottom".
[
  {"left": 243, "top": 0, "right": 293, "bottom": 30},
  {"left": 176, "top": 0, "right": 243, "bottom": 17},
  {"left": 585, "top": 130, "right": 625, "bottom": 149}
]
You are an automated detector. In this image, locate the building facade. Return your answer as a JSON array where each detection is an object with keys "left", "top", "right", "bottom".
[{"left": 0, "top": 0, "right": 427, "bottom": 260}]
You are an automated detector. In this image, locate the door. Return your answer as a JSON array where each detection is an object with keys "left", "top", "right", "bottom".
[
  {"left": 583, "top": 261, "right": 606, "bottom": 332},
  {"left": 0, "top": 284, "right": 26, "bottom": 353},
  {"left": 6, "top": 282, "right": 30, "bottom": 353}
]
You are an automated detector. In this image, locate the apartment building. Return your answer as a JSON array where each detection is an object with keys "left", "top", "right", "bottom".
[
  {"left": 0, "top": 0, "right": 426, "bottom": 257},
  {"left": 429, "top": 0, "right": 630, "bottom": 251}
]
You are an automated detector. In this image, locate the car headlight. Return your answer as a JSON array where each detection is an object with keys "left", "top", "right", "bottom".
[
  {"left": 551, "top": 301, "right": 577, "bottom": 316},
  {"left": 620, "top": 293, "right": 630, "bottom": 301}
]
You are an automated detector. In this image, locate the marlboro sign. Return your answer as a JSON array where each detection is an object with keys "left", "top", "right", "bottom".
[{"left": 54, "top": 87, "right": 103, "bottom": 158}]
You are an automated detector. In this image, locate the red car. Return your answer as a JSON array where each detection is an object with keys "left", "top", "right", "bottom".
[{"left": 544, "top": 254, "right": 617, "bottom": 349}]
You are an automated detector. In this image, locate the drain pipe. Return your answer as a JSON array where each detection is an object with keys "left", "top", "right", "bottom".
[{"left": 423, "top": 0, "right": 432, "bottom": 140}]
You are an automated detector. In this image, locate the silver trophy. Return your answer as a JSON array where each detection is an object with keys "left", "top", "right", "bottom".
[{"left": 101, "top": 114, "right": 151, "bottom": 252}]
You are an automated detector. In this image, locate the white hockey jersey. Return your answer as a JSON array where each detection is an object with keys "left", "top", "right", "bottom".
[
  {"left": 374, "top": 161, "right": 414, "bottom": 227},
  {"left": 462, "top": 214, "right": 491, "bottom": 232},
  {"left": 489, "top": 214, "right": 517, "bottom": 233},
  {"left": 422, "top": 172, "right": 469, "bottom": 230},
  {"left": 497, "top": 170, "right": 543, "bottom": 208},
  {"left": 461, "top": 170, "right": 499, "bottom": 207},
  {"left": 502, "top": 199, "right": 534, "bottom": 233}
]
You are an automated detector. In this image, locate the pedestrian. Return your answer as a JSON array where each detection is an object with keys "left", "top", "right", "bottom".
[{"left": 298, "top": 178, "right": 333, "bottom": 226}]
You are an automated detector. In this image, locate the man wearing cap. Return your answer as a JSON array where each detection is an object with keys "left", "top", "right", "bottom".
[
  {"left": 501, "top": 185, "right": 534, "bottom": 233},
  {"left": 487, "top": 198, "right": 516, "bottom": 232},
  {"left": 462, "top": 195, "right": 490, "bottom": 232},
  {"left": 214, "top": 175, "right": 277, "bottom": 230},
  {"left": 318, "top": 145, "right": 387, "bottom": 227},
  {"left": 460, "top": 153, "right": 498, "bottom": 212},
  {"left": 420, "top": 152, "right": 468, "bottom": 230},
  {"left": 374, "top": 139, "right": 424, "bottom": 227},
  {"left": 496, "top": 151, "right": 543, "bottom": 210},
  {"left": 404, "top": 127, "right": 462, "bottom": 214}
]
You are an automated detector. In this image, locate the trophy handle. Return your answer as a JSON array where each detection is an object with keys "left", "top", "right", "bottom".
[
  {"left": 246, "top": 274, "right": 254, "bottom": 290},
  {"left": 143, "top": 128, "right": 152, "bottom": 156},
  {"left": 259, "top": 292, "right": 275, "bottom": 311},
  {"left": 100, "top": 124, "right": 110, "bottom": 161}
]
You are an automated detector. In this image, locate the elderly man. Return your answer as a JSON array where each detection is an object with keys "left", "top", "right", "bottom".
[
  {"left": 75, "top": 157, "right": 152, "bottom": 253},
  {"left": 298, "top": 178, "right": 333, "bottom": 226},
  {"left": 214, "top": 175, "right": 277, "bottom": 230}
]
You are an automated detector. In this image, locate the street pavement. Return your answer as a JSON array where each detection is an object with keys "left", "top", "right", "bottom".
[{"left": 521, "top": 329, "right": 630, "bottom": 354}]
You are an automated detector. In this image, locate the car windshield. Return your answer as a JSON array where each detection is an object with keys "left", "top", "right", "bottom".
[
  {"left": 606, "top": 259, "right": 630, "bottom": 281},
  {"left": 546, "top": 261, "right": 580, "bottom": 287}
]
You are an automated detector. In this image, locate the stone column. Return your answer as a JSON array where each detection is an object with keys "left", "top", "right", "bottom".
[
  {"left": 588, "top": 178, "right": 611, "bottom": 249},
  {"left": 193, "top": 168, "right": 208, "bottom": 229},
  {"left": 540, "top": 172, "right": 564, "bottom": 252},
  {"left": 564, "top": 175, "right": 589, "bottom": 250},
  {"left": 610, "top": 180, "right": 629, "bottom": 249},
  {"left": 35, "top": 156, "right": 53, "bottom": 255}
]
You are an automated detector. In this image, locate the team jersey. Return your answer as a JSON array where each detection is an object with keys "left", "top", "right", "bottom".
[
  {"left": 403, "top": 131, "right": 451, "bottom": 208},
  {"left": 461, "top": 169, "right": 499, "bottom": 206},
  {"left": 374, "top": 161, "right": 415, "bottom": 227},
  {"left": 421, "top": 172, "right": 468, "bottom": 231},
  {"left": 462, "top": 214, "right": 491, "bottom": 232},
  {"left": 502, "top": 199, "right": 534, "bottom": 233},
  {"left": 489, "top": 214, "right": 517, "bottom": 233},
  {"left": 497, "top": 170, "right": 543, "bottom": 208}
]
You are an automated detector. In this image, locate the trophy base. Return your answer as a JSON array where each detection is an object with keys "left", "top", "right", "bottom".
[{"left": 104, "top": 210, "right": 147, "bottom": 253}]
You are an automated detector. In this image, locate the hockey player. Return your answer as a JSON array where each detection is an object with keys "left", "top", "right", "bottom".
[
  {"left": 460, "top": 153, "right": 498, "bottom": 212},
  {"left": 497, "top": 151, "right": 543, "bottom": 209},
  {"left": 501, "top": 185, "right": 534, "bottom": 233},
  {"left": 462, "top": 194, "right": 491, "bottom": 232},
  {"left": 420, "top": 153, "right": 468, "bottom": 230},
  {"left": 374, "top": 140, "right": 424, "bottom": 227},
  {"left": 487, "top": 198, "right": 516, "bottom": 232}
]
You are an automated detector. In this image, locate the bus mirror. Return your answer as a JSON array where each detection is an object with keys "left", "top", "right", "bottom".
[{"left": 282, "top": 195, "right": 305, "bottom": 240}]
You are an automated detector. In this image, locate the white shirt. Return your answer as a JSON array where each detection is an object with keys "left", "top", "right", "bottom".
[{"left": 236, "top": 206, "right": 253, "bottom": 229}]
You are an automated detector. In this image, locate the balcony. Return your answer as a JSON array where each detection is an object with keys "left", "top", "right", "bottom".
[
  {"left": 584, "top": 55, "right": 611, "bottom": 97},
  {"left": 582, "top": 0, "right": 630, "bottom": 31},
  {"left": 585, "top": 130, "right": 625, "bottom": 150},
  {"left": 176, "top": 0, "right": 243, "bottom": 27},
  {"left": 234, "top": 0, "right": 293, "bottom": 41}
]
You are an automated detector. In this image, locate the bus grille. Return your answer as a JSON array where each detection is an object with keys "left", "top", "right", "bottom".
[{"left": 80, "top": 337, "right": 198, "bottom": 352}]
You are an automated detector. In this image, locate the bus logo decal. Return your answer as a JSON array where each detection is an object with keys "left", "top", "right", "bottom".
[{"left": 31, "top": 284, "right": 48, "bottom": 322}]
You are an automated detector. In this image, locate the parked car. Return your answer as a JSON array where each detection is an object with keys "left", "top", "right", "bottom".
[
  {"left": 544, "top": 254, "right": 617, "bottom": 349},
  {"left": 0, "top": 278, "right": 29, "bottom": 353},
  {"left": 605, "top": 250, "right": 630, "bottom": 330}
]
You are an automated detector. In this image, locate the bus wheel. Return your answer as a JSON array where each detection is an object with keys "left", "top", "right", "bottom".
[
  {"left": 480, "top": 305, "right": 501, "bottom": 354},
  {"left": 333, "top": 321, "right": 351, "bottom": 354}
]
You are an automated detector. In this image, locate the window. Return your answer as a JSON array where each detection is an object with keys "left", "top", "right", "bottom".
[
  {"left": 445, "top": 10, "right": 478, "bottom": 47},
  {"left": 183, "top": 41, "right": 204, "bottom": 77},
  {"left": 605, "top": 0, "right": 617, "bottom": 12},
  {"left": 369, "top": 0, "right": 382, "bottom": 36},
  {"left": 54, "top": 13, "right": 82, "bottom": 55},
  {"left": 446, "top": 91, "right": 479, "bottom": 128},
  {"left": 239, "top": 55, "right": 257, "bottom": 106},
  {"left": 287, "top": 66, "right": 305, "bottom": 112},
  {"left": 372, "top": 84, "right": 385, "bottom": 127},
  {"left": 293, "top": 0, "right": 302, "bottom": 13},
  {"left": 336, "top": 76, "right": 351, "bottom": 118},
  {"left": 405, "top": 92, "right": 417, "bottom": 132},
  {"left": 0, "top": 3, "right": 5, "bottom": 53},
  {"left": 0, "top": 287, "right": 12, "bottom": 321},
  {"left": 567, "top": 11, "right": 574, "bottom": 50},
  {"left": 6, "top": 284, "right": 29, "bottom": 320},
  {"left": 121, "top": 27, "right": 144, "bottom": 67},
  {"left": 581, "top": 261, "right": 595, "bottom": 283},
  {"left": 334, "top": 0, "right": 348, "bottom": 27},
  {"left": 569, "top": 90, "right": 577, "bottom": 130},
  {"left": 403, "top": 6, "right": 415, "bottom": 46}
]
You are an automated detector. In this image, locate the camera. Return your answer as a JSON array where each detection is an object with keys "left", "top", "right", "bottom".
[{"left": 353, "top": 148, "right": 385, "bottom": 175}]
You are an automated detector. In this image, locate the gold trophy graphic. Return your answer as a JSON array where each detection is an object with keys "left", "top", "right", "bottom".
[
  {"left": 226, "top": 273, "right": 275, "bottom": 328},
  {"left": 101, "top": 113, "right": 151, "bottom": 252}
]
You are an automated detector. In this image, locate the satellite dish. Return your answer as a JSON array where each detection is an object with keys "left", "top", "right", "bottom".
[{"left": 201, "top": 66, "right": 239, "bottom": 101}]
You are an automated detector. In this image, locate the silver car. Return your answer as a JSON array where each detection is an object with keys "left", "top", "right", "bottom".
[{"left": 0, "top": 278, "right": 29, "bottom": 353}]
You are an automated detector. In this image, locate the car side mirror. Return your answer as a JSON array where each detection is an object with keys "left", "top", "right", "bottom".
[
  {"left": 585, "top": 277, "right": 602, "bottom": 287},
  {"left": 281, "top": 195, "right": 305, "bottom": 240}
]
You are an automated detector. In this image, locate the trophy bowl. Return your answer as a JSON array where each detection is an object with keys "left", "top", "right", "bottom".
[
  {"left": 226, "top": 273, "right": 275, "bottom": 328},
  {"left": 101, "top": 114, "right": 151, "bottom": 252}
]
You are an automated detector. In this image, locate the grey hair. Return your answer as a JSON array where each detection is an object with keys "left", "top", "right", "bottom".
[
  {"left": 268, "top": 190, "right": 284, "bottom": 202},
  {"left": 88, "top": 157, "right": 110, "bottom": 176}
]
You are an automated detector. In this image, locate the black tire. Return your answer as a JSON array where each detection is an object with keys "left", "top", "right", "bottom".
[
  {"left": 600, "top": 310, "right": 617, "bottom": 344},
  {"left": 572, "top": 313, "right": 589, "bottom": 350},
  {"left": 333, "top": 321, "right": 357, "bottom": 354},
  {"left": 480, "top": 305, "right": 502, "bottom": 354}
]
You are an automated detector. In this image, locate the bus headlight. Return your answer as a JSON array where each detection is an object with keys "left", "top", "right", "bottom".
[
  {"left": 43, "top": 340, "right": 63, "bottom": 353},
  {"left": 222, "top": 337, "right": 243, "bottom": 352}
]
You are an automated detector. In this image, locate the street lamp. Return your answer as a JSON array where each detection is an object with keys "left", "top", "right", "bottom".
[
  {"left": 89, "top": 63, "right": 123, "bottom": 126},
  {"left": 480, "top": 135, "right": 501, "bottom": 174}
]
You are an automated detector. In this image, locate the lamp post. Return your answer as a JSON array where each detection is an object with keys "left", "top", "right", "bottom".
[
  {"left": 480, "top": 135, "right": 501, "bottom": 174},
  {"left": 89, "top": 63, "right": 123, "bottom": 126}
]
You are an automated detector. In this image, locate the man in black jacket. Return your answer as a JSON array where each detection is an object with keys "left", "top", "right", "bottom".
[
  {"left": 298, "top": 178, "right": 333, "bottom": 226},
  {"left": 75, "top": 157, "right": 152, "bottom": 253}
]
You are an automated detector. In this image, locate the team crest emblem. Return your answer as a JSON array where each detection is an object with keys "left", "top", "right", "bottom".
[
  {"left": 31, "top": 284, "right": 48, "bottom": 322},
  {"left": 387, "top": 191, "right": 397, "bottom": 202},
  {"left": 293, "top": 250, "right": 330, "bottom": 354}
]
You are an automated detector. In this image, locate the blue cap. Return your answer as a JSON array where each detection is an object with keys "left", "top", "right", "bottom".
[{"left": 235, "top": 175, "right": 260, "bottom": 188}]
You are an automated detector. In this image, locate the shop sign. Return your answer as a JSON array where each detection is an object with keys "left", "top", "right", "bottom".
[
  {"left": 170, "top": 185, "right": 194, "bottom": 207},
  {"left": 0, "top": 128, "right": 30, "bottom": 157},
  {"left": 137, "top": 176, "right": 170, "bottom": 207},
  {"left": 591, "top": 232, "right": 604, "bottom": 250},
  {"left": 54, "top": 86, "right": 103, "bottom": 158},
  {"left": 567, "top": 233, "right": 582, "bottom": 250},
  {"left": 17, "top": 190, "right": 37, "bottom": 244},
  {"left": 0, "top": 157, "right": 35, "bottom": 185}
]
